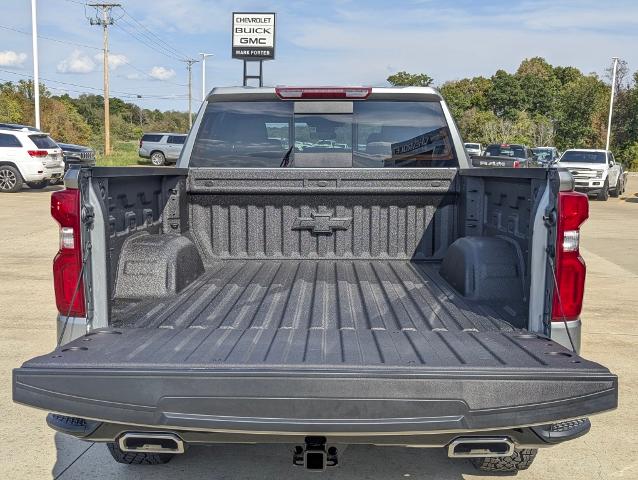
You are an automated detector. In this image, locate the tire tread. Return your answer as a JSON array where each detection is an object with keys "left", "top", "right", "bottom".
[{"left": 470, "top": 448, "right": 537, "bottom": 472}]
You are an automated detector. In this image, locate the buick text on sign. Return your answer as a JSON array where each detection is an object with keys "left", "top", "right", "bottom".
[{"left": 232, "top": 12, "right": 276, "bottom": 59}]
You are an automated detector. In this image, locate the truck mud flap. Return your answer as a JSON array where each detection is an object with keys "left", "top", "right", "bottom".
[{"left": 13, "top": 330, "right": 617, "bottom": 434}]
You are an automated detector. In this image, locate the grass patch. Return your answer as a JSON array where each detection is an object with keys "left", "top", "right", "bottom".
[{"left": 95, "top": 141, "right": 149, "bottom": 167}]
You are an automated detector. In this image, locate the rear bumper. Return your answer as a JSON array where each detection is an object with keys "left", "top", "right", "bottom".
[
  {"left": 551, "top": 319, "right": 582, "bottom": 353},
  {"left": 47, "top": 414, "right": 591, "bottom": 449},
  {"left": 13, "top": 366, "right": 617, "bottom": 436}
]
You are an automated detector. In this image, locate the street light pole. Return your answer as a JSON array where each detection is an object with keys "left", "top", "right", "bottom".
[
  {"left": 199, "top": 53, "right": 214, "bottom": 103},
  {"left": 606, "top": 57, "right": 619, "bottom": 151},
  {"left": 30, "top": 0, "right": 40, "bottom": 130}
]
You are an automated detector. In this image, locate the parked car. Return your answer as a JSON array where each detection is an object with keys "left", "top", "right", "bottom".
[
  {"left": 14, "top": 86, "right": 617, "bottom": 474},
  {"left": 532, "top": 147, "right": 561, "bottom": 166},
  {"left": 48, "top": 143, "right": 96, "bottom": 185},
  {"left": 0, "top": 122, "right": 40, "bottom": 132},
  {"left": 557, "top": 149, "right": 624, "bottom": 201},
  {"left": 0, "top": 128, "right": 64, "bottom": 192},
  {"left": 473, "top": 143, "right": 539, "bottom": 168},
  {"left": 464, "top": 142, "right": 481, "bottom": 156},
  {"left": 138, "top": 133, "right": 187, "bottom": 165}
]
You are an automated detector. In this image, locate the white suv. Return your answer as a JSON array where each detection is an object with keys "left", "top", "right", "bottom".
[{"left": 0, "top": 129, "right": 64, "bottom": 192}]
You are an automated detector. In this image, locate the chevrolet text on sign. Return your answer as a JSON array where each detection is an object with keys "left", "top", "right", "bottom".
[{"left": 232, "top": 12, "right": 276, "bottom": 60}]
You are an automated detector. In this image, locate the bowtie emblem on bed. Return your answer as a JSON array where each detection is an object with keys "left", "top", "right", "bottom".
[{"left": 292, "top": 212, "right": 352, "bottom": 235}]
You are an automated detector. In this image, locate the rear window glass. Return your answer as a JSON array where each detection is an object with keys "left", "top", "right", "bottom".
[
  {"left": 0, "top": 133, "right": 22, "bottom": 147},
  {"left": 190, "top": 100, "right": 457, "bottom": 168},
  {"left": 28, "top": 134, "right": 57, "bottom": 149},
  {"left": 560, "top": 151, "right": 606, "bottom": 163},
  {"left": 167, "top": 135, "right": 186, "bottom": 144},
  {"left": 142, "top": 134, "right": 164, "bottom": 143},
  {"left": 484, "top": 144, "right": 526, "bottom": 158},
  {"left": 465, "top": 143, "right": 480, "bottom": 149}
]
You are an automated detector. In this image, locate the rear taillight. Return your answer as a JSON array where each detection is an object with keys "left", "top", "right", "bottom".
[
  {"left": 551, "top": 192, "right": 589, "bottom": 321},
  {"left": 275, "top": 87, "right": 372, "bottom": 99},
  {"left": 28, "top": 150, "right": 48, "bottom": 157},
  {"left": 512, "top": 160, "right": 521, "bottom": 168},
  {"left": 51, "top": 189, "right": 86, "bottom": 317}
]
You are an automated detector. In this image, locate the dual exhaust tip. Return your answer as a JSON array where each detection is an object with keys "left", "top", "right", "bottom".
[
  {"left": 117, "top": 432, "right": 514, "bottom": 463},
  {"left": 118, "top": 433, "right": 185, "bottom": 454},
  {"left": 447, "top": 437, "right": 515, "bottom": 458}
]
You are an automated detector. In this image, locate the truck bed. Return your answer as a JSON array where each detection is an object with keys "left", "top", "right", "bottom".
[{"left": 105, "top": 259, "right": 526, "bottom": 368}]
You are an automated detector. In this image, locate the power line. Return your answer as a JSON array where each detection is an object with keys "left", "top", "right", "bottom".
[
  {"left": 0, "top": 23, "right": 187, "bottom": 88},
  {"left": 0, "top": 24, "right": 102, "bottom": 51},
  {"left": 119, "top": 6, "right": 189, "bottom": 60},
  {"left": 0, "top": 68, "right": 187, "bottom": 99},
  {"left": 112, "top": 22, "right": 183, "bottom": 61},
  {"left": 118, "top": 16, "right": 187, "bottom": 60}
]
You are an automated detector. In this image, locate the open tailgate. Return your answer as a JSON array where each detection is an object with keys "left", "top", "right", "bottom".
[{"left": 14, "top": 328, "right": 617, "bottom": 434}]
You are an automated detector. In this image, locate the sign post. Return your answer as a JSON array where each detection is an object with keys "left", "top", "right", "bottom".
[{"left": 232, "top": 12, "right": 276, "bottom": 86}]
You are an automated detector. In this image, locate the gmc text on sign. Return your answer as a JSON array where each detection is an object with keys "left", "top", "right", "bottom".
[{"left": 232, "top": 12, "right": 276, "bottom": 60}]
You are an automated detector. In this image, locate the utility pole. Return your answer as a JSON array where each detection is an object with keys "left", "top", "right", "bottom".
[
  {"left": 88, "top": 3, "right": 120, "bottom": 155},
  {"left": 182, "top": 59, "right": 199, "bottom": 128},
  {"left": 30, "top": 0, "right": 40, "bottom": 130},
  {"left": 199, "top": 53, "right": 214, "bottom": 103},
  {"left": 605, "top": 57, "right": 619, "bottom": 151}
]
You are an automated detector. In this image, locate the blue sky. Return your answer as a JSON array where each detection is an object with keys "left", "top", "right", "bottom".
[{"left": 1, "top": 0, "right": 637, "bottom": 111}]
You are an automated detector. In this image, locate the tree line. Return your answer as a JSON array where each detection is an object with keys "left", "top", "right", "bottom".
[
  {"left": 389, "top": 57, "right": 638, "bottom": 169},
  {"left": 0, "top": 80, "right": 189, "bottom": 153},
  {"left": 2, "top": 57, "right": 637, "bottom": 169}
]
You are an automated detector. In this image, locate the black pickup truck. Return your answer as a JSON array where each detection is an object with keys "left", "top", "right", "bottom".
[
  {"left": 472, "top": 143, "right": 539, "bottom": 168},
  {"left": 13, "top": 87, "right": 616, "bottom": 473}
]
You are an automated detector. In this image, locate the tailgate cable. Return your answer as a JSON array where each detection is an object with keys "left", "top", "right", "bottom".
[
  {"left": 547, "top": 256, "right": 577, "bottom": 353},
  {"left": 57, "top": 244, "right": 90, "bottom": 347}
]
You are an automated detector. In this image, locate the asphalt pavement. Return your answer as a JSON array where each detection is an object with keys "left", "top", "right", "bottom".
[{"left": 1, "top": 176, "right": 636, "bottom": 479}]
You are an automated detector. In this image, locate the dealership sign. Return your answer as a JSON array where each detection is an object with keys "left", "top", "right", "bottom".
[{"left": 232, "top": 12, "right": 276, "bottom": 60}]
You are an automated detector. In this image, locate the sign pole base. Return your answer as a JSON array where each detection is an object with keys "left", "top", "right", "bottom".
[{"left": 243, "top": 59, "right": 264, "bottom": 87}]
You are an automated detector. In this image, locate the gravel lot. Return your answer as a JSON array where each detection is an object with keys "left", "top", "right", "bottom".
[{"left": 1, "top": 176, "right": 636, "bottom": 479}]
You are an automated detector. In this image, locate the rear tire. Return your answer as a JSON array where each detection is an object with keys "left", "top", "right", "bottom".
[
  {"left": 106, "top": 442, "right": 175, "bottom": 465},
  {"left": 611, "top": 178, "right": 620, "bottom": 197},
  {"left": 150, "top": 151, "right": 166, "bottom": 166},
  {"left": 597, "top": 180, "right": 609, "bottom": 201},
  {"left": 26, "top": 181, "right": 48, "bottom": 189},
  {"left": 0, "top": 165, "right": 22, "bottom": 193},
  {"left": 471, "top": 448, "right": 538, "bottom": 472}
]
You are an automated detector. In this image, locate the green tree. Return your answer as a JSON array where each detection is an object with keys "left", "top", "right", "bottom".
[
  {"left": 440, "top": 76, "right": 492, "bottom": 118},
  {"left": 486, "top": 70, "right": 524, "bottom": 119},
  {"left": 515, "top": 57, "right": 560, "bottom": 117},
  {"left": 387, "top": 71, "right": 434, "bottom": 87},
  {"left": 555, "top": 74, "right": 609, "bottom": 149}
]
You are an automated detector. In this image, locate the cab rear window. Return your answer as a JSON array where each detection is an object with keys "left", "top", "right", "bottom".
[
  {"left": 190, "top": 100, "right": 458, "bottom": 168},
  {"left": 28, "top": 135, "right": 58, "bottom": 149}
]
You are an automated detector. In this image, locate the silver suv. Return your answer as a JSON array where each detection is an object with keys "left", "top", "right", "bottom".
[{"left": 138, "top": 133, "right": 187, "bottom": 166}]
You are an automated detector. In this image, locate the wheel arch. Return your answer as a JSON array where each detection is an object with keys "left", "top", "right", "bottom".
[{"left": 0, "top": 161, "right": 24, "bottom": 180}]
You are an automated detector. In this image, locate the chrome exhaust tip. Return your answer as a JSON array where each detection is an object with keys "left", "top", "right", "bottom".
[
  {"left": 447, "top": 437, "right": 514, "bottom": 458},
  {"left": 118, "top": 433, "right": 185, "bottom": 454}
]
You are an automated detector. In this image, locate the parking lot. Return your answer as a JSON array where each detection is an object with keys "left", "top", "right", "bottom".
[{"left": 1, "top": 176, "right": 636, "bottom": 480}]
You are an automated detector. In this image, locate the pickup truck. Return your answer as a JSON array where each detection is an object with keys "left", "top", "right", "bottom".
[
  {"left": 13, "top": 86, "right": 617, "bottom": 473},
  {"left": 472, "top": 143, "right": 539, "bottom": 168},
  {"left": 557, "top": 149, "right": 625, "bottom": 201}
]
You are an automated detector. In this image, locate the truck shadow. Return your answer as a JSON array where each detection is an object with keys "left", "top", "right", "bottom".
[
  {"left": 52, "top": 433, "right": 507, "bottom": 479},
  {"left": 19, "top": 185, "right": 64, "bottom": 193}
]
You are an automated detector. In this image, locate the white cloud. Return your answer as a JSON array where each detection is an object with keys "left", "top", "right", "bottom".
[
  {"left": 57, "top": 50, "right": 95, "bottom": 74},
  {"left": 0, "top": 50, "right": 27, "bottom": 67},
  {"left": 149, "top": 66, "right": 176, "bottom": 80},
  {"left": 93, "top": 52, "right": 128, "bottom": 70}
]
